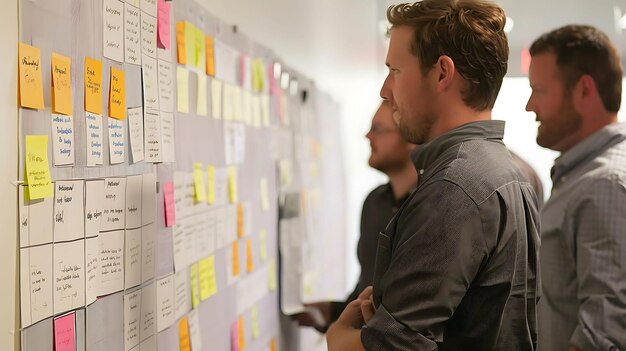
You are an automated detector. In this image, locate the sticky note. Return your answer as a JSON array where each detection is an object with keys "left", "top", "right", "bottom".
[
  {"left": 179, "top": 317, "right": 191, "bottom": 351},
  {"left": 176, "top": 66, "right": 189, "bottom": 113},
  {"left": 84, "top": 57, "right": 103, "bottom": 114},
  {"left": 163, "top": 181, "right": 175, "bottom": 227},
  {"left": 238, "top": 315, "right": 245, "bottom": 350},
  {"left": 246, "top": 238, "right": 254, "bottom": 273},
  {"left": 237, "top": 203, "right": 244, "bottom": 238},
  {"left": 51, "top": 53, "right": 72, "bottom": 115},
  {"left": 211, "top": 78, "right": 223, "bottom": 119},
  {"left": 25, "top": 135, "right": 53, "bottom": 200},
  {"left": 184, "top": 22, "right": 195, "bottom": 68},
  {"left": 193, "top": 162, "right": 207, "bottom": 203},
  {"left": 54, "top": 312, "right": 76, "bottom": 351},
  {"left": 109, "top": 67, "right": 126, "bottom": 119},
  {"left": 251, "top": 305, "right": 259, "bottom": 339},
  {"left": 228, "top": 166, "right": 238, "bottom": 203},
  {"left": 190, "top": 263, "right": 200, "bottom": 308},
  {"left": 157, "top": 0, "right": 171, "bottom": 49},
  {"left": 206, "top": 35, "right": 215, "bottom": 76},
  {"left": 197, "top": 73, "right": 208, "bottom": 116},
  {"left": 176, "top": 22, "right": 186, "bottom": 64},
  {"left": 199, "top": 256, "right": 217, "bottom": 301},
  {"left": 207, "top": 165, "right": 216, "bottom": 204},
  {"left": 18, "top": 42, "right": 44, "bottom": 109},
  {"left": 193, "top": 26, "right": 206, "bottom": 70},
  {"left": 270, "top": 338, "right": 277, "bottom": 351},
  {"left": 259, "top": 229, "right": 268, "bottom": 261},
  {"left": 268, "top": 258, "right": 277, "bottom": 291},
  {"left": 232, "top": 241, "right": 240, "bottom": 277},
  {"left": 230, "top": 320, "right": 240, "bottom": 351}
]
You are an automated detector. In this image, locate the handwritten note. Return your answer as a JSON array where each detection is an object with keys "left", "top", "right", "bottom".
[
  {"left": 193, "top": 163, "right": 207, "bottom": 203},
  {"left": 125, "top": 3, "right": 141, "bottom": 65},
  {"left": 161, "top": 111, "right": 175, "bottom": 163},
  {"left": 51, "top": 53, "right": 72, "bottom": 115},
  {"left": 124, "top": 290, "right": 141, "bottom": 351},
  {"left": 125, "top": 175, "right": 143, "bottom": 229},
  {"left": 85, "top": 112, "right": 104, "bottom": 166},
  {"left": 142, "top": 54, "right": 159, "bottom": 111},
  {"left": 18, "top": 186, "right": 29, "bottom": 247},
  {"left": 144, "top": 109, "right": 162, "bottom": 162},
  {"left": 174, "top": 268, "right": 191, "bottom": 320},
  {"left": 142, "top": 222, "right": 156, "bottom": 282},
  {"left": 85, "top": 237, "right": 100, "bottom": 305},
  {"left": 18, "top": 42, "right": 44, "bottom": 109},
  {"left": 228, "top": 166, "right": 238, "bottom": 203},
  {"left": 176, "top": 66, "right": 190, "bottom": 113},
  {"left": 108, "top": 117, "right": 125, "bottom": 164},
  {"left": 85, "top": 180, "right": 104, "bottom": 238},
  {"left": 141, "top": 12, "right": 157, "bottom": 58},
  {"left": 53, "top": 180, "right": 84, "bottom": 242},
  {"left": 141, "top": 0, "right": 157, "bottom": 17},
  {"left": 20, "top": 244, "right": 53, "bottom": 327},
  {"left": 98, "top": 230, "right": 125, "bottom": 295},
  {"left": 189, "top": 262, "right": 200, "bottom": 308},
  {"left": 197, "top": 73, "right": 208, "bottom": 116},
  {"left": 103, "top": 0, "right": 125, "bottom": 62},
  {"left": 176, "top": 22, "right": 187, "bottom": 65},
  {"left": 140, "top": 282, "right": 156, "bottom": 339},
  {"left": 142, "top": 173, "right": 157, "bottom": 225},
  {"left": 25, "top": 135, "right": 53, "bottom": 199},
  {"left": 125, "top": 228, "right": 142, "bottom": 289},
  {"left": 51, "top": 114, "right": 75, "bottom": 166},
  {"left": 163, "top": 181, "right": 175, "bottom": 227},
  {"left": 109, "top": 67, "right": 126, "bottom": 119},
  {"left": 54, "top": 240, "right": 85, "bottom": 314},
  {"left": 102, "top": 177, "right": 126, "bottom": 231},
  {"left": 84, "top": 57, "right": 103, "bottom": 114},
  {"left": 156, "top": 274, "right": 175, "bottom": 332},
  {"left": 128, "top": 107, "right": 145, "bottom": 163},
  {"left": 199, "top": 255, "right": 217, "bottom": 301},
  {"left": 206, "top": 35, "right": 215, "bottom": 76},
  {"left": 158, "top": 59, "right": 174, "bottom": 112},
  {"left": 179, "top": 317, "right": 191, "bottom": 351},
  {"left": 157, "top": 0, "right": 171, "bottom": 49},
  {"left": 192, "top": 25, "right": 206, "bottom": 70},
  {"left": 54, "top": 312, "right": 76, "bottom": 351}
]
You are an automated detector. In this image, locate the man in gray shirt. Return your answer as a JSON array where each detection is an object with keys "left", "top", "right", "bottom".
[
  {"left": 526, "top": 25, "right": 626, "bottom": 351},
  {"left": 327, "top": 0, "right": 540, "bottom": 350}
]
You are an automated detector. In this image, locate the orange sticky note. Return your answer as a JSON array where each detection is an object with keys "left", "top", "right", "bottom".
[
  {"left": 238, "top": 315, "right": 245, "bottom": 350},
  {"left": 84, "top": 57, "right": 103, "bottom": 114},
  {"left": 108, "top": 67, "right": 126, "bottom": 120},
  {"left": 232, "top": 241, "right": 240, "bottom": 277},
  {"left": 270, "top": 338, "right": 277, "bottom": 351},
  {"left": 179, "top": 317, "right": 191, "bottom": 351},
  {"left": 51, "top": 53, "right": 72, "bottom": 115},
  {"left": 18, "top": 42, "right": 44, "bottom": 109},
  {"left": 245, "top": 238, "right": 254, "bottom": 273},
  {"left": 206, "top": 35, "right": 215, "bottom": 77},
  {"left": 237, "top": 203, "right": 244, "bottom": 238},
  {"left": 176, "top": 22, "right": 187, "bottom": 65}
]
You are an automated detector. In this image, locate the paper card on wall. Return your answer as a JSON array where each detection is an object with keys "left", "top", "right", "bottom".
[
  {"left": 142, "top": 55, "right": 160, "bottom": 111},
  {"left": 53, "top": 180, "right": 85, "bottom": 242},
  {"left": 85, "top": 236, "right": 100, "bottom": 305},
  {"left": 18, "top": 43, "right": 44, "bottom": 109},
  {"left": 268, "top": 258, "right": 277, "bottom": 291},
  {"left": 142, "top": 173, "right": 157, "bottom": 225},
  {"left": 20, "top": 244, "right": 53, "bottom": 327},
  {"left": 230, "top": 319, "right": 240, "bottom": 351},
  {"left": 124, "top": 228, "right": 142, "bottom": 288},
  {"left": 98, "top": 230, "right": 125, "bottom": 295},
  {"left": 85, "top": 112, "right": 104, "bottom": 166},
  {"left": 85, "top": 180, "right": 105, "bottom": 238},
  {"left": 51, "top": 53, "right": 72, "bottom": 115},
  {"left": 246, "top": 238, "right": 254, "bottom": 273},
  {"left": 176, "top": 66, "right": 190, "bottom": 113},
  {"left": 259, "top": 229, "right": 268, "bottom": 261},
  {"left": 174, "top": 268, "right": 191, "bottom": 320},
  {"left": 140, "top": 282, "right": 156, "bottom": 339},
  {"left": 207, "top": 165, "right": 215, "bottom": 204},
  {"left": 251, "top": 95, "right": 261, "bottom": 129},
  {"left": 141, "top": 0, "right": 157, "bottom": 17},
  {"left": 225, "top": 204, "right": 238, "bottom": 244},
  {"left": 176, "top": 22, "right": 187, "bottom": 65},
  {"left": 141, "top": 222, "right": 156, "bottom": 282},
  {"left": 197, "top": 73, "right": 208, "bottom": 116},
  {"left": 238, "top": 315, "right": 245, "bottom": 350},
  {"left": 84, "top": 58, "right": 103, "bottom": 114},
  {"left": 109, "top": 67, "right": 126, "bottom": 119},
  {"left": 157, "top": 0, "right": 171, "bottom": 49},
  {"left": 199, "top": 255, "right": 217, "bottom": 300},
  {"left": 242, "top": 90, "right": 252, "bottom": 126},
  {"left": 189, "top": 262, "right": 200, "bottom": 307},
  {"left": 25, "top": 135, "right": 53, "bottom": 200},
  {"left": 188, "top": 309, "right": 203, "bottom": 351},
  {"left": 193, "top": 163, "right": 207, "bottom": 203},
  {"left": 173, "top": 172, "right": 185, "bottom": 218},
  {"left": 102, "top": 177, "right": 126, "bottom": 231},
  {"left": 125, "top": 3, "right": 142, "bottom": 65},
  {"left": 261, "top": 94, "right": 270, "bottom": 127},
  {"left": 222, "top": 84, "right": 233, "bottom": 121},
  {"left": 54, "top": 312, "right": 76, "bottom": 351},
  {"left": 28, "top": 196, "right": 54, "bottom": 246},
  {"left": 125, "top": 175, "right": 143, "bottom": 229},
  {"left": 172, "top": 222, "right": 193, "bottom": 270},
  {"left": 260, "top": 178, "right": 270, "bottom": 211},
  {"left": 19, "top": 186, "right": 29, "bottom": 247},
  {"left": 140, "top": 336, "right": 156, "bottom": 351},
  {"left": 251, "top": 305, "right": 259, "bottom": 339},
  {"left": 237, "top": 203, "right": 244, "bottom": 238},
  {"left": 211, "top": 78, "right": 223, "bottom": 119},
  {"left": 156, "top": 274, "right": 175, "bottom": 332},
  {"left": 206, "top": 35, "right": 215, "bottom": 76},
  {"left": 160, "top": 111, "right": 175, "bottom": 162},
  {"left": 158, "top": 59, "right": 174, "bottom": 112},
  {"left": 213, "top": 168, "right": 228, "bottom": 206},
  {"left": 128, "top": 107, "right": 145, "bottom": 163},
  {"left": 124, "top": 290, "right": 141, "bottom": 351},
  {"left": 108, "top": 117, "right": 126, "bottom": 164},
  {"left": 53, "top": 240, "right": 85, "bottom": 314},
  {"left": 103, "top": 0, "right": 125, "bottom": 62},
  {"left": 214, "top": 40, "right": 239, "bottom": 84},
  {"left": 51, "top": 114, "right": 75, "bottom": 166},
  {"left": 141, "top": 11, "right": 157, "bottom": 58},
  {"left": 163, "top": 181, "right": 175, "bottom": 227},
  {"left": 144, "top": 109, "right": 162, "bottom": 162},
  {"left": 179, "top": 317, "right": 191, "bottom": 351},
  {"left": 228, "top": 166, "right": 238, "bottom": 203}
]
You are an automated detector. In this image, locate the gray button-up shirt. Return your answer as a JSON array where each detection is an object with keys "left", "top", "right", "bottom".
[
  {"left": 539, "top": 123, "right": 626, "bottom": 351},
  {"left": 361, "top": 121, "right": 540, "bottom": 350}
]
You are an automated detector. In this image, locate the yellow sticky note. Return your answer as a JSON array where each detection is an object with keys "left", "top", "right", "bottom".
[
  {"left": 84, "top": 57, "right": 103, "bottom": 114},
  {"left": 206, "top": 35, "right": 215, "bottom": 77},
  {"left": 251, "top": 305, "right": 259, "bottom": 339},
  {"left": 184, "top": 22, "right": 196, "bottom": 68},
  {"left": 246, "top": 238, "right": 254, "bottom": 273},
  {"left": 108, "top": 67, "right": 126, "bottom": 120},
  {"left": 270, "top": 338, "right": 277, "bottom": 351},
  {"left": 190, "top": 263, "right": 200, "bottom": 308},
  {"left": 207, "top": 165, "right": 216, "bottom": 204},
  {"left": 237, "top": 203, "right": 244, "bottom": 238},
  {"left": 238, "top": 315, "right": 245, "bottom": 350},
  {"left": 18, "top": 43, "right": 44, "bottom": 109},
  {"left": 193, "top": 26, "right": 206, "bottom": 70},
  {"left": 179, "top": 317, "right": 191, "bottom": 351},
  {"left": 193, "top": 162, "right": 207, "bottom": 203},
  {"left": 232, "top": 241, "right": 240, "bottom": 277},
  {"left": 176, "top": 21, "right": 187, "bottom": 65},
  {"left": 228, "top": 166, "right": 238, "bottom": 203},
  {"left": 51, "top": 53, "right": 72, "bottom": 115},
  {"left": 25, "top": 135, "right": 53, "bottom": 200},
  {"left": 268, "top": 258, "right": 277, "bottom": 291},
  {"left": 177, "top": 66, "right": 190, "bottom": 113},
  {"left": 259, "top": 229, "right": 267, "bottom": 261},
  {"left": 199, "top": 256, "right": 217, "bottom": 301}
]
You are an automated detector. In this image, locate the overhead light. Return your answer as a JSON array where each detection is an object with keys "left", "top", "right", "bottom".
[
  {"left": 281, "top": 72, "right": 290, "bottom": 90},
  {"left": 504, "top": 16, "right": 514, "bottom": 33},
  {"left": 614, "top": 6, "right": 626, "bottom": 32}
]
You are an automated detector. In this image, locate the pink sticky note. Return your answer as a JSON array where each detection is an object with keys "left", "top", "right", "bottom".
[
  {"left": 54, "top": 313, "right": 75, "bottom": 351},
  {"left": 157, "top": 0, "right": 171, "bottom": 49},
  {"left": 230, "top": 320, "right": 240, "bottom": 351},
  {"left": 163, "top": 181, "right": 176, "bottom": 227}
]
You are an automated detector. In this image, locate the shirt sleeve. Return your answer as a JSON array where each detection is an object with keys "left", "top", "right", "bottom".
[
  {"left": 570, "top": 177, "right": 626, "bottom": 351},
  {"left": 361, "top": 180, "right": 489, "bottom": 350}
]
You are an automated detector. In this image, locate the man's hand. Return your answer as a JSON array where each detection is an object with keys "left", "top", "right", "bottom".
[
  {"left": 358, "top": 286, "right": 375, "bottom": 323},
  {"left": 327, "top": 299, "right": 366, "bottom": 351},
  {"left": 292, "top": 302, "right": 331, "bottom": 328}
]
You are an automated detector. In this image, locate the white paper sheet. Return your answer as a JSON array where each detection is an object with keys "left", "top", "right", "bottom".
[
  {"left": 102, "top": 177, "right": 127, "bottom": 231},
  {"left": 98, "top": 230, "right": 125, "bottom": 295},
  {"left": 51, "top": 114, "right": 75, "bottom": 166},
  {"left": 124, "top": 3, "right": 141, "bottom": 65},
  {"left": 144, "top": 109, "right": 162, "bottom": 163},
  {"left": 128, "top": 107, "right": 145, "bottom": 163},
  {"left": 160, "top": 111, "right": 175, "bottom": 163},
  {"left": 125, "top": 175, "right": 143, "bottom": 229},
  {"left": 142, "top": 54, "right": 159, "bottom": 111},
  {"left": 124, "top": 290, "right": 141, "bottom": 351},
  {"left": 124, "top": 228, "right": 142, "bottom": 289},
  {"left": 157, "top": 59, "right": 174, "bottom": 113},
  {"left": 140, "top": 282, "right": 156, "bottom": 340},
  {"left": 174, "top": 268, "right": 191, "bottom": 320},
  {"left": 53, "top": 240, "right": 86, "bottom": 314},
  {"left": 156, "top": 274, "right": 174, "bottom": 332},
  {"left": 141, "top": 222, "right": 156, "bottom": 283},
  {"left": 141, "top": 173, "right": 157, "bottom": 225},
  {"left": 20, "top": 244, "right": 53, "bottom": 327},
  {"left": 108, "top": 117, "right": 126, "bottom": 164},
  {"left": 141, "top": 12, "right": 157, "bottom": 58},
  {"left": 197, "top": 73, "right": 208, "bottom": 116},
  {"left": 28, "top": 196, "right": 54, "bottom": 246},
  {"left": 53, "top": 180, "right": 85, "bottom": 242},
  {"left": 103, "top": 0, "right": 125, "bottom": 62},
  {"left": 85, "top": 112, "right": 104, "bottom": 166},
  {"left": 85, "top": 236, "right": 100, "bottom": 305}
]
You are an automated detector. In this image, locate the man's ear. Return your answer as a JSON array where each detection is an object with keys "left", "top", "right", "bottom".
[
  {"left": 435, "top": 55, "right": 455, "bottom": 92},
  {"left": 572, "top": 74, "right": 596, "bottom": 111}
]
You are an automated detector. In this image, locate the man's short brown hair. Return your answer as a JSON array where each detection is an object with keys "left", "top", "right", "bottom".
[
  {"left": 529, "top": 25, "right": 622, "bottom": 113},
  {"left": 387, "top": 0, "right": 509, "bottom": 111}
]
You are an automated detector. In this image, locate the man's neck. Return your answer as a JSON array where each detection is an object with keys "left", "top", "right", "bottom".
[{"left": 388, "top": 164, "right": 418, "bottom": 200}]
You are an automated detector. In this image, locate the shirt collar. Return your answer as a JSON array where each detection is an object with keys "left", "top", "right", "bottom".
[
  {"left": 551, "top": 123, "right": 626, "bottom": 181},
  {"left": 411, "top": 120, "right": 506, "bottom": 172}
]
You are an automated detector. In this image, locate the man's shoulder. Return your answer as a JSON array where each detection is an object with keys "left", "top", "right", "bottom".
[{"left": 364, "top": 183, "right": 392, "bottom": 202}]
